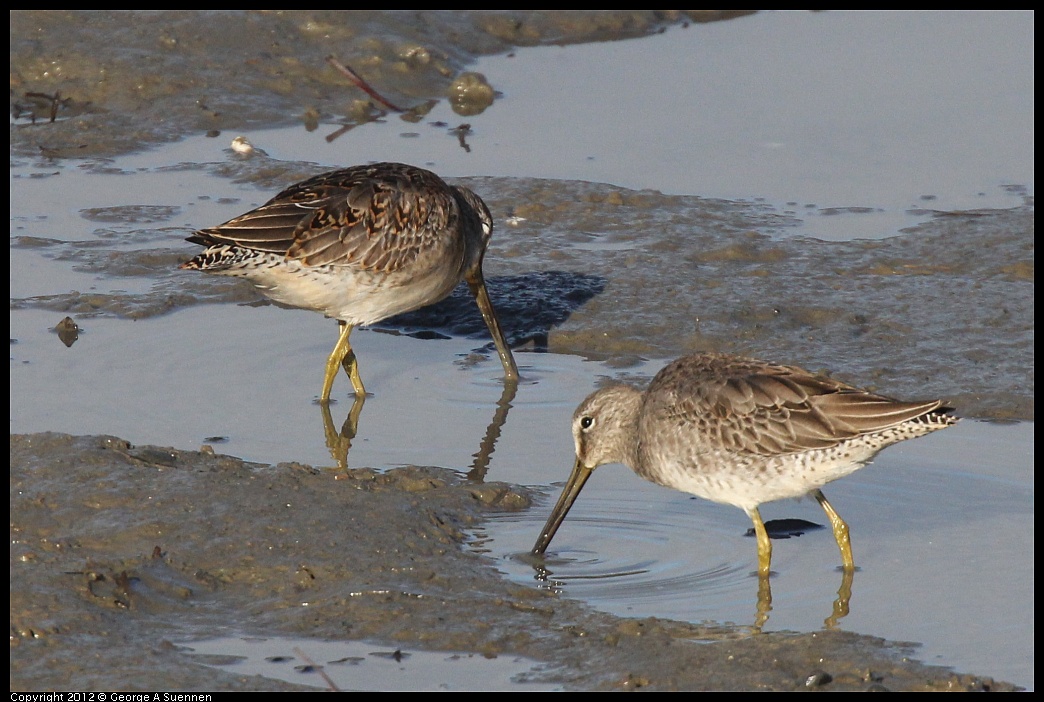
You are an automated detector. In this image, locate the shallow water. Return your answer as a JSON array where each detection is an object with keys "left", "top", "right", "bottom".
[
  {"left": 487, "top": 415, "right": 1033, "bottom": 682},
  {"left": 9, "top": 304, "right": 1035, "bottom": 689},
  {"left": 179, "top": 636, "right": 560, "bottom": 692},
  {"left": 10, "top": 10, "right": 1034, "bottom": 691}
]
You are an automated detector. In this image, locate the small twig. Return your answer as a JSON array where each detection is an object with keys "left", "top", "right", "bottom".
[
  {"left": 293, "top": 647, "right": 340, "bottom": 692},
  {"left": 324, "top": 123, "right": 354, "bottom": 144},
  {"left": 326, "top": 55, "right": 405, "bottom": 113}
]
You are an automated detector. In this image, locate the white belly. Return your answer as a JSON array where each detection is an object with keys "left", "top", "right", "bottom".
[
  {"left": 641, "top": 448, "right": 871, "bottom": 512},
  {"left": 214, "top": 253, "right": 464, "bottom": 325}
]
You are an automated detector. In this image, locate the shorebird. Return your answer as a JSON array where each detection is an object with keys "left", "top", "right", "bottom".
[
  {"left": 180, "top": 162, "right": 519, "bottom": 401},
  {"left": 532, "top": 353, "right": 957, "bottom": 575}
]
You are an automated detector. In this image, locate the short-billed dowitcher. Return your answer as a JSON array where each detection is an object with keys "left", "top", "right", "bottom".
[
  {"left": 532, "top": 353, "right": 957, "bottom": 575},
  {"left": 181, "top": 162, "right": 519, "bottom": 401}
]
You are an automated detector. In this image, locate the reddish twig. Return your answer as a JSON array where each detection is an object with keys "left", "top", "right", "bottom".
[
  {"left": 326, "top": 55, "right": 405, "bottom": 113},
  {"left": 293, "top": 646, "right": 340, "bottom": 692}
]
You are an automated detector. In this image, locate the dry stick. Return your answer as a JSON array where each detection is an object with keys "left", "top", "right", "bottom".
[
  {"left": 293, "top": 647, "right": 340, "bottom": 692},
  {"left": 326, "top": 55, "right": 405, "bottom": 113},
  {"left": 324, "top": 124, "right": 354, "bottom": 144}
]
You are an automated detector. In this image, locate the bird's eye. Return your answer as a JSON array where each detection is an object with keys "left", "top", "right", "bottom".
[{"left": 580, "top": 416, "right": 594, "bottom": 430}]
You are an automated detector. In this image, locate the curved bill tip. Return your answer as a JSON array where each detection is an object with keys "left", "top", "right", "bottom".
[{"left": 531, "top": 460, "right": 593, "bottom": 556}]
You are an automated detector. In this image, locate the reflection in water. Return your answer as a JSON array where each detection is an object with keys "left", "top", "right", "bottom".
[
  {"left": 754, "top": 567, "right": 854, "bottom": 633},
  {"left": 742, "top": 519, "right": 855, "bottom": 630},
  {"left": 529, "top": 559, "right": 565, "bottom": 596},
  {"left": 312, "top": 269, "right": 598, "bottom": 474},
  {"left": 54, "top": 315, "right": 81, "bottom": 347},
  {"left": 319, "top": 395, "right": 366, "bottom": 470},
  {"left": 824, "top": 567, "right": 854, "bottom": 630},
  {"left": 754, "top": 575, "right": 772, "bottom": 633},
  {"left": 530, "top": 556, "right": 855, "bottom": 635},
  {"left": 180, "top": 635, "right": 556, "bottom": 692},
  {"left": 467, "top": 379, "right": 517, "bottom": 482},
  {"left": 318, "top": 377, "right": 518, "bottom": 476}
]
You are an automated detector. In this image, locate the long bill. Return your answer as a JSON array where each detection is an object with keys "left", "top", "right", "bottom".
[
  {"left": 466, "top": 269, "right": 520, "bottom": 382},
  {"left": 532, "top": 459, "right": 594, "bottom": 555}
]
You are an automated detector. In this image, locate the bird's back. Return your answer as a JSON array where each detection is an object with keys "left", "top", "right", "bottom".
[
  {"left": 185, "top": 163, "right": 466, "bottom": 271},
  {"left": 180, "top": 163, "right": 488, "bottom": 323},
  {"left": 635, "top": 353, "right": 956, "bottom": 508}
]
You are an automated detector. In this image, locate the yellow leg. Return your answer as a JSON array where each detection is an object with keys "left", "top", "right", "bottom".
[
  {"left": 814, "top": 489, "right": 854, "bottom": 571},
  {"left": 340, "top": 346, "right": 364, "bottom": 393},
  {"left": 754, "top": 570, "right": 772, "bottom": 634},
  {"left": 321, "top": 322, "right": 365, "bottom": 402},
  {"left": 748, "top": 507, "right": 773, "bottom": 577}
]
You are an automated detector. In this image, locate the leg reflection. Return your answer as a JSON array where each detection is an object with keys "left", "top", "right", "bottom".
[
  {"left": 754, "top": 574, "right": 772, "bottom": 634},
  {"left": 320, "top": 394, "right": 366, "bottom": 470},
  {"left": 823, "top": 567, "right": 855, "bottom": 630},
  {"left": 752, "top": 566, "right": 855, "bottom": 634}
]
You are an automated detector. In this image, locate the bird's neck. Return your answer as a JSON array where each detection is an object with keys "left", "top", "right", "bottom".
[{"left": 617, "top": 390, "right": 643, "bottom": 471}]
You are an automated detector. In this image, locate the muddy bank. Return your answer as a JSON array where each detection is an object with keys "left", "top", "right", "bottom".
[
  {"left": 10, "top": 10, "right": 751, "bottom": 159},
  {"left": 10, "top": 433, "right": 1019, "bottom": 691}
]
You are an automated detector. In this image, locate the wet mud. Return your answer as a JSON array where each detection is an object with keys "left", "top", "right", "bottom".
[{"left": 10, "top": 433, "right": 1018, "bottom": 691}]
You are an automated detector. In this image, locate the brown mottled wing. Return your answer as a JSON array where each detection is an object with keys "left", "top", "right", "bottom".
[
  {"left": 186, "top": 163, "right": 459, "bottom": 272},
  {"left": 648, "top": 354, "right": 946, "bottom": 456}
]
